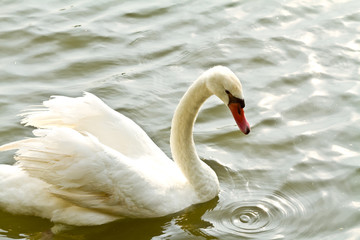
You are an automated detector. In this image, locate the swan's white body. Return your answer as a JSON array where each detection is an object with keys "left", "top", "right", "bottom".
[{"left": 0, "top": 66, "right": 250, "bottom": 226}]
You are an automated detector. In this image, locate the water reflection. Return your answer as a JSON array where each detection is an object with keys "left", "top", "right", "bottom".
[
  {"left": 0, "top": 211, "right": 52, "bottom": 239},
  {"left": 54, "top": 216, "right": 173, "bottom": 240},
  {"left": 168, "top": 198, "right": 219, "bottom": 239}
]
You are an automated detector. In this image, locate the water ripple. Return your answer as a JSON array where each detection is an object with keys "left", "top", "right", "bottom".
[{"left": 204, "top": 191, "right": 307, "bottom": 239}]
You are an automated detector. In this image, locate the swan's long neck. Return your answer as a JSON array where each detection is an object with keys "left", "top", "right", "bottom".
[{"left": 170, "top": 75, "right": 219, "bottom": 201}]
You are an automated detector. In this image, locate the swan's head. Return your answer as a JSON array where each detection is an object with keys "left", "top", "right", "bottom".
[{"left": 205, "top": 66, "right": 251, "bottom": 135}]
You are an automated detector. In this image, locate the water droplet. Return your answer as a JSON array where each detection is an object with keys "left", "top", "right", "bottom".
[{"left": 240, "top": 214, "right": 250, "bottom": 223}]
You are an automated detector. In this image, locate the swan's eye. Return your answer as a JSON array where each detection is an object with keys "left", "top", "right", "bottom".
[{"left": 227, "top": 91, "right": 245, "bottom": 108}]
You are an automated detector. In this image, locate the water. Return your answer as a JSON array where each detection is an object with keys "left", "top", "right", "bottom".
[{"left": 0, "top": 0, "right": 359, "bottom": 239}]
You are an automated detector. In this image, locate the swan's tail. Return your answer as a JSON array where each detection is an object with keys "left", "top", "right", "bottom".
[
  {"left": 0, "top": 162, "right": 119, "bottom": 226},
  {"left": 1, "top": 128, "right": 105, "bottom": 188},
  {"left": 0, "top": 164, "right": 52, "bottom": 216},
  {"left": 0, "top": 127, "right": 123, "bottom": 225},
  {"left": 20, "top": 92, "right": 109, "bottom": 129},
  {"left": 0, "top": 139, "right": 34, "bottom": 152}
]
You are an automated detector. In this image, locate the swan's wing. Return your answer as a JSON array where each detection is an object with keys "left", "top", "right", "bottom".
[
  {"left": 20, "top": 92, "right": 167, "bottom": 160},
  {"left": 0, "top": 128, "right": 183, "bottom": 218}
]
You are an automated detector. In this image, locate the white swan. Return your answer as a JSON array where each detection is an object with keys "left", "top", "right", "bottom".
[{"left": 0, "top": 66, "right": 250, "bottom": 226}]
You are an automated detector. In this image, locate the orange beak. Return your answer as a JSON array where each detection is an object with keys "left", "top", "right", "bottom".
[{"left": 228, "top": 103, "right": 250, "bottom": 135}]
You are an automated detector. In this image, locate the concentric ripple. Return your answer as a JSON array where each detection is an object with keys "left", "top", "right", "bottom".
[
  {"left": 230, "top": 205, "right": 272, "bottom": 233},
  {"left": 204, "top": 191, "right": 307, "bottom": 239}
]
